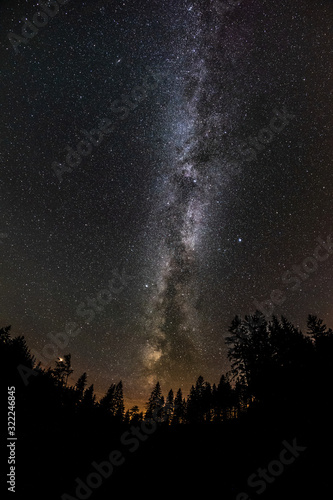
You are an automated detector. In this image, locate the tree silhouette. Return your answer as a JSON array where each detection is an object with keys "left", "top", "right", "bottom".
[
  {"left": 226, "top": 312, "right": 315, "bottom": 412},
  {"left": 0, "top": 314, "right": 324, "bottom": 428},
  {"left": 145, "top": 381, "right": 164, "bottom": 420},
  {"left": 114, "top": 380, "right": 125, "bottom": 422},
  {"left": 73, "top": 372, "right": 88, "bottom": 406},
  {"left": 81, "top": 384, "right": 96, "bottom": 410},
  {"left": 124, "top": 409, "right": 130, "bottom": 425},
  {"left": 186, "top": 375, "right": 213, "bottom": 423},
  {"left": 1, "top": 326, "right": 38, "bottom": 390},
  {"left": 307, "top": 314, "right": 333, "bottom": 409},
  {"left": 226, "top": 312, "right": 274, "bottom": 399},
  {"left": 132, "top": 406, "right": 144, "bottom": 424},
  {"left": 74, "top": 372, "right": 88, "bottom": 398},
  {"left": 52, "top": 354, "right": 73, "bottom": 386},
  {"left": 99, "top": 381, "right": 124, "bottom": 421},
  {"left": 307, "top": 314, "right": 333, "bottom": 354},
  {"left": 213, "top": 374, "right": 233, "bottom": 422},
  {"left": 99, "top": 383, "right": 116, "bottom": 413},
  {"left": 0, "top": 325, "right": 11, "bottom": 343},
  {"left": 129, "top": 405, "right": 141, "bottom": 425},
  {"left": 2, "top": 313, "right": 333, "bottom": 500},
  {"left": 172, "top": 388, "right": 185, "bottom": 424},
  {"left": 164, "top": 389, "right": 174, "bottom": 424}
]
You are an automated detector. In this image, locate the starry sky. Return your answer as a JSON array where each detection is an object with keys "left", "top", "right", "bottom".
[{"left": 0, "top": 0, "right": 333, "bottom": 407}]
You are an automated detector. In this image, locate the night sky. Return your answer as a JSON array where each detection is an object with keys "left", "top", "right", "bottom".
[{"left": 1, "top": 0, "right": 333, "bottom": 407}]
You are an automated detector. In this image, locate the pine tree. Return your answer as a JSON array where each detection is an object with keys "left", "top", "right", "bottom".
[
  {"left": 203, "top": 381, "right": 212, "bottom": 422},
  {"left": 81, "top": 384, "right": 96, "bottom": 409},
  {"left": 1, "top": 327, "right": 38, "bottom": 389},
  {"left": 172, "top": 388, "right": 184, "bottom": 424},
  {"left": 186, "top": 376, "right": 208, "bottom": 423},
  {"left": 63, "top": 354, "right": 74, "bottom": 386},
  {"left": 214, "top": 374, "right": 233, "bottom": 421},
  {"left": 306, "top": 315, "right": 333, "bottom": 408},
  {"left": 74, "top": 372, "right": 87, "bottom": 401},
  {"left": 114, "top": 381, "right": 125, "bottom": 421},
  {"left": 307, "top": 314, "right": 328, "bottom": 340},
  {"left": 129, "top": 405, "right": 140, "bottom": 425},
  {"left": 164, "top": 389, "right": 174, "bottom": 424},
  {"left": 52, "top": 354, "right": 73, "bottom": 386},
  {"left": 99, "top": 383, "right": 116, "bottom": 413},
  {"left": 145, "top": 381, "right": 164, "bottom": 420}
]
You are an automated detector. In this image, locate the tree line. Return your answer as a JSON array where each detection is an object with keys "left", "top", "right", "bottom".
[{"left": 1, "top": 311, "right": 333, "bottom": 426}]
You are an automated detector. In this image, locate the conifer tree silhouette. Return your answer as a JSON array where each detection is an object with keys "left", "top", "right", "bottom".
[
  {"left": 81, "top": 384, "right": 96, "bottom": 409},
  {"left": 213, "top": 374, "right": 233, "bottom": 422},
  {"left": 145, "top": 381, "right": 164, "bottom": 419},
  {"left": 74, "top": 372, "right": 88, "bottom": 400},
  {"left": 52, "top": 354, "right": 73, "bottom": 386},
  {"left": 114, "top": 380, "right": 125, "bottom": 421},
  {"left": 129, "top": 405, "right": 141, "bottom": 425},
  {"left": 99, "top": 383, "right": 116, "bottom": 412},
  {"left": 164, "top": 389, "right": 174, "bottom": 424},
  {"left": 172, "top": 388, "right": 185, "bottom": 424}
]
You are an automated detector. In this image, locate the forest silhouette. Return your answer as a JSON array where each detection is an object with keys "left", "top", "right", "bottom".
[{"left": 1, "top": 311, "right": 333, "bottom": 499}]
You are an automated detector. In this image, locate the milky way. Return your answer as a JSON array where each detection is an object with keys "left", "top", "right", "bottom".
[
  {"left": 1, "top": 0, "right": 333, "bottom": 404},
  {"left": 140, "top": 0, "right": 246, "bottom": 390}
]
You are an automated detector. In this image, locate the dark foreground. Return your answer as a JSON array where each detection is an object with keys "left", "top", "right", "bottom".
[
  {"left": 6, "top": 403, "right": 332, "bottom": 500},
  {"left": 2, "top": 313, "right": 333, "bottom": 499}
]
